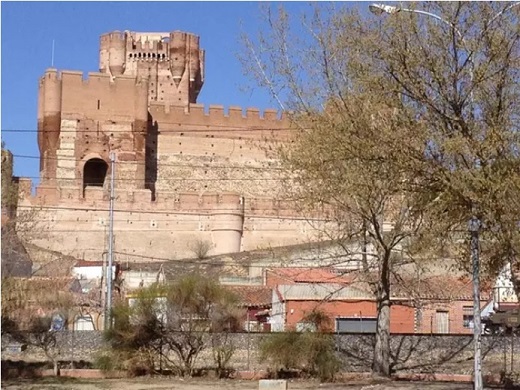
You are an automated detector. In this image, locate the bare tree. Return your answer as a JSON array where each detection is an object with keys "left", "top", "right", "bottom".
[
  {"left": 1, "top": 143, "right": 43, "bottom": 277},
  {"left": 241, "top": 2, "right": 520, "bottom": 377},
  {"left": 106, "top": 274, "right": 239, "bottom": 377},
  {"left": 187, "top": 239, "right": 213, "bottom": 260},
  {"left": 1, "top": 277, "right": 76, "bottom": 376},
  {"left": 161, "top": 274, "right": 240, "bottom": 376}
]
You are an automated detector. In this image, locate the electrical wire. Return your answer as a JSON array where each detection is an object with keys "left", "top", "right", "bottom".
[
  {"left": 1, "top": 122, "right": 303, "bottom": 133},
  {"left": 16, "top": 204, "right": 328, "bottom": 221},
  {"left": 12, "top": 154, "right": 286, "bottom": 171},
  {"left": 16, "top": 176, "right": 286, "bottom": 182}
]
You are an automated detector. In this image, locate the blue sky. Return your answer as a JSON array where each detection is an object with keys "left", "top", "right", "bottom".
[{"left": 1, "top": 1, "right": 367, "bottom": 180}]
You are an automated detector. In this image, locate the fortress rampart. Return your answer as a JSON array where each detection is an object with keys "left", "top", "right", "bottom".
[
  {"left": 18, "top": 29, "right": 320, "bottom": 262},
  {"left": 18, "top": 175, "right": 316, "bottom": 260},
  {"left": 149, "top": 103, "right": 291, "bottom": 140}
]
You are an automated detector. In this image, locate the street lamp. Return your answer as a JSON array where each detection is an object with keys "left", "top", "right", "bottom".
[
  {"left": 368, "top": 4, "right": 399, "bottom": 15},
  {"left": 368, "top": 3, "right": 519, "bottom": 389},
  {"left": 369, "top": 4, "right": 463, "bottom": 36}
]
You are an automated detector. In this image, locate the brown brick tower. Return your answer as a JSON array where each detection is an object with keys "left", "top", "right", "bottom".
[{"left": 99, "top": 31, "right": 204, "bottom": 107}]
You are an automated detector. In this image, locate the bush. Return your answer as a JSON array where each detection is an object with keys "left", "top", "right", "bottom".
[
  {"left": 259, "top": 331, "right": 340, "bottom": 381},
  {"left": 103, "top": 275, "right": 240, "bottom": 377}
]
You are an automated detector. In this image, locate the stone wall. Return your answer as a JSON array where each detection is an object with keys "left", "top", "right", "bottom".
[{"left": 3, "top": 332, "right": 519, "bottom": 376}]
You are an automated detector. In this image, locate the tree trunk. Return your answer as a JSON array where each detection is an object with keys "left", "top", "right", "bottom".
[
  {"left": 372, "top": 255, "right": 391, "bottom": 377},
  {"left": 53, "top": 360, "right": 60, "bottom": 376},
  {"left": 372, "top": 294, "right": 391, "bottom": 377},
  {"left": 511, "top": 261, "right": 520, "bottom": 303}
]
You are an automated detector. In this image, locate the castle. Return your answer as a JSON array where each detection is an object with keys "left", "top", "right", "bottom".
[{"left": 18, "top": 30, "right": 321, "bottom": 261}]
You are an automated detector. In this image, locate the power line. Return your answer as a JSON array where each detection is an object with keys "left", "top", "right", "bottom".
[
  {"left": 1, "top": 123, "right": 302, "bottom": 133},
  {"left": 17, "top": 176, "right": 287, "bottom": 182},
  {"left": 12, "top": 154, "right": 286, "bottom": 171},
  {"left": 112, "top": 251, "right": 372, "bottom": 268},
  {"left": 17, "top": 204, "right": 327, "bottom": 221}
]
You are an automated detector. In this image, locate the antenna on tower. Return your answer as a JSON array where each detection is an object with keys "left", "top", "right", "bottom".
[{"left": 51, "top": 40, "right": 55, "bottom": 67}]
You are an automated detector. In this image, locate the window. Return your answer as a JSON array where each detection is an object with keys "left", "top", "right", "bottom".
[
  {"left": 463, "top": 315, "right": 474, "bottom": 329},
  {"left": 435, "top": 310, "right": 449, "bottom": 333},
  {"left": 463, "top": 306, "right": 474, "bottom": 329},
  {"left": 335, "top": 317, "right": 376, "bottom": 334}
]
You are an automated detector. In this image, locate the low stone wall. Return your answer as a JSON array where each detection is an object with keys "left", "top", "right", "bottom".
[
  {"left": 2, "top": 331, "right": 519, "bottom": 376},
  {"left": 1, "top": 331, "right": 103, "bottom": 364},
  {"left": 334, "top": 334, "right": 519, "bottom": 375}
]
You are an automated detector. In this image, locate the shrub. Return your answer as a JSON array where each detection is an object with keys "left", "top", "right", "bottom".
[
  {"left": 259, "top": 331, "right": 340, "bottom": 381},
  {"left": 187, "top": 239, "right": 213, "bottom": 259}
]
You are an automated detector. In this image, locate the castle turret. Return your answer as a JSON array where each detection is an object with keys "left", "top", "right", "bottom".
[
  {"left": 170, "top": 31, "right": 187, "bottom": 86},
  {"left": 210, "top": 193, "right": 245, "bottom": 255},
  {"left": 108, "top": 31, "right": 126, "bottom": 76},
  {"left": 187, "top": 33, "right": 200, "bottom": 83},
  {"left": 99, "top": 31, "right": 126, "bottom": 76},
  {"left": 99, "top": 30, "right": 205, "bottom": 106}
]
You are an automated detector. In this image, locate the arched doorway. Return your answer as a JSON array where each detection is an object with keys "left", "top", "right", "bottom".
[{"left": 83, "top": 158, "right": 108, "bottom": 195}]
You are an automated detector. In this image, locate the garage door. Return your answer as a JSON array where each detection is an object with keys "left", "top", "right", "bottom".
[{"left": 336, "top": 317, "right": 377, "bottom": 333}]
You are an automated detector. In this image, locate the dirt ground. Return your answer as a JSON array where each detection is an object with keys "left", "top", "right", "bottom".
[{"left": 0, "top": 377, "right": 489, "bottom": 390}]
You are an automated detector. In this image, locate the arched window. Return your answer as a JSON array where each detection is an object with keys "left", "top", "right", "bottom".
[{"left": 83, "top": 158, "right": 108, "bottom": 195}]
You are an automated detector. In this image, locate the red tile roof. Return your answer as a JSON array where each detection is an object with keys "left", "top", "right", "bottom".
[
  {"left": 268, "top": 267, "right": 355, "bottom": 284},
  {"left": 268, "top": 268, "right": 490, "bottom": 302},
  {"left": 226, "top": 285, "right": 272, "bottom": 308},
  {"left": 393, "top": 275, "right": 491, "bottom": 301}
]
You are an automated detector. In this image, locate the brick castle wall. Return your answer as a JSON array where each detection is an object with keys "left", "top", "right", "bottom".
[{"left": 19, "top": 30, "right": 319, "bottom": 262}]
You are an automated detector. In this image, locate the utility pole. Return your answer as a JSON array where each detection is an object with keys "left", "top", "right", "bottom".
[
  {"left": 105, "top": 151, "right": 116, "bottom": 330},
  {"left": 470, "top": 215, "right": 482, "bottom": 390}
]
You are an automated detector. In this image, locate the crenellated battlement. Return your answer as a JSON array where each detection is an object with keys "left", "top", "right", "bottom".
[
  {"left": 21, "top": 178, "right": 300, "bottom": 219},
  {"left": 21, "top": 179, "right": 244, "bottom": 214},
  {"left": 42, "top": 68, "right": 147, "bottom": 87},
  {"left": 38, "top": 68, "right": 149, "bottom": 128},
  {"left": 149, "top": 102, "right": 289, "bottom": 128},
  {"left": 100, "top": 30, "right": 126, "bottom": 43}
]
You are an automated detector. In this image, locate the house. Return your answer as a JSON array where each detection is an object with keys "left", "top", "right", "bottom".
[
  {"left": 72, "top": 260, "right": 117, "bottom": 281},
  {"left": 226, "top": 285, "right": 272, "bottom": 332},
  {"left": 265, "top": 267, "right": 490, "bottom": 334},
  {"left": 2, "top": 276, "right": 107, "bottom": 332},
  {"left": 394, "top": 275, "right": 490, "bottom": 334},
  {"left": 270, "top": 282, "right": 415, "bottom": 333}
]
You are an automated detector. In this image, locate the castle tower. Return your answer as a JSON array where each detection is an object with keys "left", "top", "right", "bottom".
[
  {"left": 37, "top": 69, "right": 62, "bottom": 183},
  {"left": 36, "top": 69, "right": 149, "bottom": 197},
  {"left": 99, "top": 30, "right": 205, "bottom": 107}
]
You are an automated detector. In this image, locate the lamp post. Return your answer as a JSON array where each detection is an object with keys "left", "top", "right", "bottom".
[{"left": 369, "top": 3, "right": 519, "bottom": 389}]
